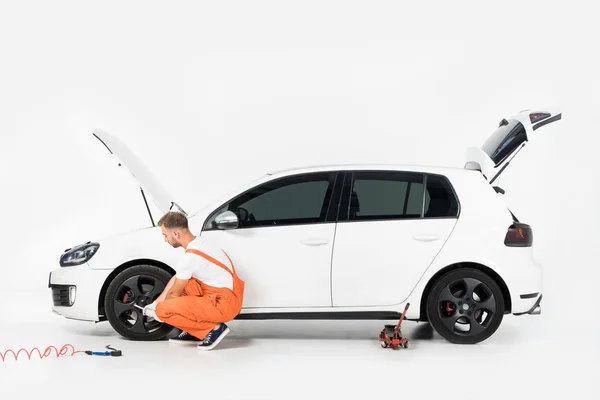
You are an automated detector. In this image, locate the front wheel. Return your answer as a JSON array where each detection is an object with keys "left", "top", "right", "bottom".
[
  {"left": 104, "top": 265, "right": 175, "bottom": 341},
  {"left": 426, "top": 268, "right": 505, "bottom": 344}
]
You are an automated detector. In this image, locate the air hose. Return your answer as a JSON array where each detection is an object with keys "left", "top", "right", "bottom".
[{"left": 1, "top": 344, "right": 123, "bottom": 361}]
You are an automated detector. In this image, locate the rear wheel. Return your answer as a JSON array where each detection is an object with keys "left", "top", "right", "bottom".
[
  {"left": 426, "top": 268, "right": 504, "bottom": 344},
  {"left": 104, "top": 265, "right": 175, "bottom": 341}
]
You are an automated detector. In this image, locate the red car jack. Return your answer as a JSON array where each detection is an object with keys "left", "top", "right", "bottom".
[{"left": 379, "top": 303, "right": 410, "bottom": 349}]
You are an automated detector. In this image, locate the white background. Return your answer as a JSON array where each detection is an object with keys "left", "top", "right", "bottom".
[{"left": 0, "top": 0, "right": 598, "bottom": 398}]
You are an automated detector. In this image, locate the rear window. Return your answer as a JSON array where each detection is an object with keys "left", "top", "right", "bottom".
[{"left": 481, "top": 118, "right": 527, "bottom": 166}]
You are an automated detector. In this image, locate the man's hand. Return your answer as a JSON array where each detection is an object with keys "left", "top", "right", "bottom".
[
  {"left": 144, "top": 303, "right": 163, "bottom": 323},
  {"left": 135, "top": 301, "right": 163, "bottom": 323}
]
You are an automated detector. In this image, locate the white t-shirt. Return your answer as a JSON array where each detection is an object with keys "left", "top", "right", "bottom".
[{"left": 175, "top": 236, "right": 234, "bottom": 290}]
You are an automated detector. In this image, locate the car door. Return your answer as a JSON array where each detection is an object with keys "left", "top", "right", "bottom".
[
  {"left": 330, "top": 170, "right": 459, "bottom": 307},
  {"left": 464, "top": 107, "right": 562, "bottom": 185},
  {"left": 200, "top": 170, "right": 343, "bottom": 309}
]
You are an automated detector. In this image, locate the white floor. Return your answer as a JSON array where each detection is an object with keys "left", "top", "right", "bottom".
[{"left": 1, "top": 288, "right": 597, "bottom": 399}]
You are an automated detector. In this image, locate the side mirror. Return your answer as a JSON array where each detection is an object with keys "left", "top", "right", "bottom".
[{"left": 214, "top": 211, "right": 239, "bottom": 230}]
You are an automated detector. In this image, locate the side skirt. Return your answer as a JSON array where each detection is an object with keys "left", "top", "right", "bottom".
[{"left": 234, "top": 311, "right": 420, "bottom": 321}]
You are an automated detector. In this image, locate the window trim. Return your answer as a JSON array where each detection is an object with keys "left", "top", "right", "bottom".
[
  {"left": 421, "top": 173, "right": 428, "bottom": 218},
  {"left": 336, "top": 170, "right": 460, "bottom": 223},
  {"left": 202, "top": 171, "right": 344, "bottom": 231},
  {"left": 336, "top": 171, "right": 353, "bottom": 222}
]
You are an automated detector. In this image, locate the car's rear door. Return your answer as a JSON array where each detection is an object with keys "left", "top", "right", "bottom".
[
  {"left": 330, "top": 170, "right": 459, "bottom": 307},
  {"left": 464, "top": 107, "right": 562, "bottom": 184}
]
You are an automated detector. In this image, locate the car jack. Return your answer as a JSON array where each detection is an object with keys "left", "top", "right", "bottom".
[{"left": 379, "top": 303, "right": 410, "bottom": 349}]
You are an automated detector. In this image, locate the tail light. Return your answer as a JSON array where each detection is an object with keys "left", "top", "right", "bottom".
[{"left": 504, "top": 223, "right": 533, "bottom": 247}]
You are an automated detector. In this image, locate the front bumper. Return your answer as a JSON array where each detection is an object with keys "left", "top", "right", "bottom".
[
  {"left": 48, "top": 263, "right": 112, "bottom": 322},
  {"left": 49, "top": 283, "right": 77, "bottom": 307}
]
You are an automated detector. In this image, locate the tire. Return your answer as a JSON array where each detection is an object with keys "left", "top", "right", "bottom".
[
  {"left": 426, "top": 268, "right": 505, "bottom": 345},
  {"left": 104, "top": 264, "right": 175, "bottom": 341}
]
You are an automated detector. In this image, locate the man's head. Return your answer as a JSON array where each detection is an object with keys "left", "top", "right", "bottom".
[{"left": 157, "top": 211, "right": 194, "bottom": 248}]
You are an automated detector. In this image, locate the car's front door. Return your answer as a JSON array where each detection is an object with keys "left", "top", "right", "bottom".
[
  {"left": 200, "top": 171, "right": 342, "bottom": 309},
  {"left": 330, "top": 170, "right": 459, "bottom": 307}
]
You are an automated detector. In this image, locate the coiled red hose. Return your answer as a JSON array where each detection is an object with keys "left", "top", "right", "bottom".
[{"left": 1, "top": 344, "right": 85, "bottom": 361}]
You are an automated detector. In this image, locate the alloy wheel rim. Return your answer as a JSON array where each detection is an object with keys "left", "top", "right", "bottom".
[
  {"left": 112, "top": 274, "right": 166, "bottom": 334},
  {"left": 437, "top": 277, "right": 497, "bottom": 336}
]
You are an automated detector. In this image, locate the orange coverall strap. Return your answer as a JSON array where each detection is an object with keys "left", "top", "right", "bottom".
[
  {"left": 184, "top": 248, "right": 236, "bottom": 276},
  {"left": 184, "top": 248, "right": 245, "bottom": 309}
]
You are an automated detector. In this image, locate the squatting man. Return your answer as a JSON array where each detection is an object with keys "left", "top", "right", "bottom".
[{"left": 138, "top": 211, "right": 245, "bottom": 350}]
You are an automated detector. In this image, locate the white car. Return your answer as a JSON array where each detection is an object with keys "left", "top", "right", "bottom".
[{"left": 48, "top": 107, "right": 561, "bottom": 345}]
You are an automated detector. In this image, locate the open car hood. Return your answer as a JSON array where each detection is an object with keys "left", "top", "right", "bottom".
[
  {"left": 465, "top": 107, "right": 561, "bottom": 184},
  {"left": 92, "top": 128, "right": 186, "bottom": 225}
]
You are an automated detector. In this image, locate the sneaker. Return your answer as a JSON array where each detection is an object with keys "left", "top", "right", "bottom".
[
  {"left": 169, "top": 331, "right": 202, "bottom": 344},
  {"left": 197, "top": 323, "right": 230, "bottom": 351}
]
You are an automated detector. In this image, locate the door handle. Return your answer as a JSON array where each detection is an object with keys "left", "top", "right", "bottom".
[
  {"left": 412, "top": 234, "right": 440, "bottom": 242},
  {"left": 301, "top": 237, "right": 329, "bottom": 246}
]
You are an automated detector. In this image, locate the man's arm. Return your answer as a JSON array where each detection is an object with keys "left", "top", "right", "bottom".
[
  {"left": 164, "top": 277, "right": 189, "bottom": 300},
  {"left": 157, "top": 250, "right": 200, "bottom": 301},
  {"left": 156, "top": 276, "right": 175, "bottom": 303}
]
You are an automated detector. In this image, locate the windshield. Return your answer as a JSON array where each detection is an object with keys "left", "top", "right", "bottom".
[{"left": 481, "top": 118, "right": 527, "bottom": 166}]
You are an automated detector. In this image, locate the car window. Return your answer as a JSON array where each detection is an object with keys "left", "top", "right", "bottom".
[
  {"left": 348, "top": 171, "right": 424, "bottom": 221},
  {"left": 206, "top": 172, "right": 338, "bottom": 229},
  {"left": 423, "top": 174, "right": 459, "bottom": 218},
  {"left": 481, "top": 118, "right": 527, "bottom": 166}
]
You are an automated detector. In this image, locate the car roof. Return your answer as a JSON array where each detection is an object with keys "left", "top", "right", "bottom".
[{"left": 266, "top": 163, "right": 469, "bottom": 177}]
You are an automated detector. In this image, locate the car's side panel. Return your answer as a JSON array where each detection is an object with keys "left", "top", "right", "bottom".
[
  {"left": 330, "top": 170, "right": 459, "bottom": 307},
  {"left": 201, "top": 223, "right": 337, "bottom": 308},
  {"left": 331, "top": 218, "right": 457, "bottom": 307}
]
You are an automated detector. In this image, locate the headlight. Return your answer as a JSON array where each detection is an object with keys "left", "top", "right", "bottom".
[{"left": 60, "top": 241, "right": 100, "bottom": 267}]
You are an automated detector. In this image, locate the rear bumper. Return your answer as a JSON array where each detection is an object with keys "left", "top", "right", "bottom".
[
  {"left": 513, "top": 293, "right": 542, "bottom": 316},
  {"left": 495, "top": 247, "right": 543, "bottom": 315}
]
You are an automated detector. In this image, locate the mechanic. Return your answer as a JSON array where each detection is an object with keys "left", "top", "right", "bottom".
[{"left": 140, "top": 211, "right": 245, "bottom": 350}]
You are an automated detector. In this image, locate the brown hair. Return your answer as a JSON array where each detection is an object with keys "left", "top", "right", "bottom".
[{"left": 157, "top": 211, "right": 189, "bottom": 230}]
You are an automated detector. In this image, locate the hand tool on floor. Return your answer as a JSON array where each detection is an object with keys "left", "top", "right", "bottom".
[
  {"left": 85, "top": 345, "right": 122, "bottom": 356},
  {"left": 379, "top": 303, "right": 410, "bottom": 349}
]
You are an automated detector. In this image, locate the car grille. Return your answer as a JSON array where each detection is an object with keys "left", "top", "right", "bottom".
[{"left": 51, "top": 285, "right": 72, "bottom": 307}]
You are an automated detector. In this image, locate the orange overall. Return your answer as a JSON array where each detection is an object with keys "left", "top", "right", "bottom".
[{"left": 155, "top": 249, "right": 245, "bottom": 340}]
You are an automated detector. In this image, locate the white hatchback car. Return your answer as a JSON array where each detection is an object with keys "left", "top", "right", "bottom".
[{"left": 48, "top": 107, "right": 561, "bottom": 345}]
